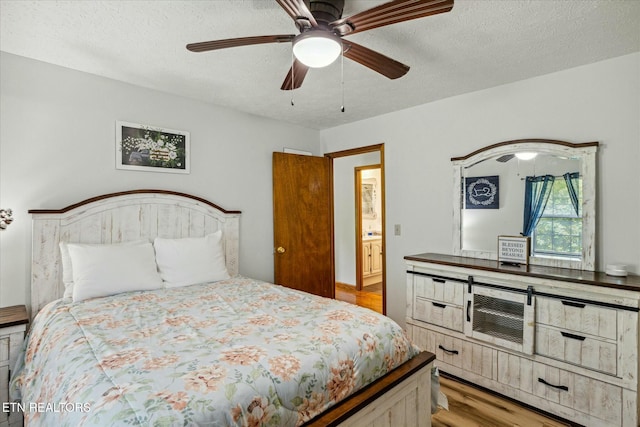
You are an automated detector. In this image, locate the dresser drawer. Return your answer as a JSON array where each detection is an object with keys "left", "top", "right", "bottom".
[
  {"left": 414, "top": 297, "right": 464, "bottom": 332},
  {"left": 536, "top": 324, "right": 617, "bottom": 375},
  {"left": 498, "top": 351, "right": 623, "bottom": 426},
  {"left": 408, "top": 325, "right": 495, "bottom": 380},
  {"left": 534, "top": 361, "right": 623, "bottom": 426},
  {"left": 536, "top": 296, "right": 617, "bottom": 340},
  {"left": 414, "top": 275, "right": 464, "bottom": 306},
  {"left": 0, "top": 337, "right": 8, "bottom": 363}
]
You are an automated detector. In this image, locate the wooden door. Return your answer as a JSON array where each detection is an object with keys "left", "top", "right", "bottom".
[{"left": 272, "top": 152, "right": 334, "bottom": 298}]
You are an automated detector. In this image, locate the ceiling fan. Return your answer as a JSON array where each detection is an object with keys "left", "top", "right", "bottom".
[{"left": 186, "top": 0, "right": 454, "bottom": 90}]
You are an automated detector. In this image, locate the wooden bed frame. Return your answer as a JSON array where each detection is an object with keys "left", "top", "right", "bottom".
[{"left": 28, "top": 189, "right": 435, "bottom": 427}]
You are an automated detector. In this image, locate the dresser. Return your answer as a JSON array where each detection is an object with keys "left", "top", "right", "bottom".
[
  {"left": 0, "top": 305, "right": 28, "bottom": 427},
  {"left": 405, "top": 253, "right": 640, "bottom": 427}
]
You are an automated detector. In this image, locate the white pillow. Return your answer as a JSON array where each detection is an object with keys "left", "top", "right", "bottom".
[
  {"left": 59, "top": 241, "right": 75, "bottom": 299},
  {"left": 60, "top": 240, "right": 146, "bottom": 299},
  {"left": 66, "top": 241, "right": 163, "bottom": 302},
  {"left": 154, "top": 231, "right": 230, "bottom": 288}
]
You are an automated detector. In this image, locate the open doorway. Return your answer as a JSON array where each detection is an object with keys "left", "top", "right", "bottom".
[
  {"left": 355, "top": 165, "right": 383, "bottom": 291},
  {"left": 326, "top": 144, "right": 385, "bottom": 315}
]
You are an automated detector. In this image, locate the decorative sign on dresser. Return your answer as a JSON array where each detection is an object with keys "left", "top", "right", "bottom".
[
  {"left": 497, "top": 235, "right": 530, "bottom": 265},
  {"left": 405, "top": 253, "right": 640, "bottom": 427}
]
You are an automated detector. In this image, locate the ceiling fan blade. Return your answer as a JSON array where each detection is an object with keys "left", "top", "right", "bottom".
[
  {"left": 332, "top": 0, "right": 454, "bottom": 35},
  {"left": 276, "top": 0, "right": 318, "bottom": 27},
  {"left": 280, "top": 59, "right": 310, "bottom": 91},
  {"left": 186, "top": 35, "right": 294, "bottom": 52},
  {"left": 342, "top": 41, "right": 409, "bottom": 79},
  {"left": 496, "top": 154, "right": 515, "bottom": 163}
]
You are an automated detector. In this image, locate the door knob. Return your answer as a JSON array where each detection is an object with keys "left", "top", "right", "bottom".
[{"left": 276, "top": 246, "right": 286, "bottom": 254}]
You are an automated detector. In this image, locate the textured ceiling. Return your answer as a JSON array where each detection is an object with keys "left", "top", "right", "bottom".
[{"left": 1, "top": 0, "right": 639, "bottom": 130}]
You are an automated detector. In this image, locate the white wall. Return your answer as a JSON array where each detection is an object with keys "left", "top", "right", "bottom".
[
  {"left": 321, "top": 53, "right": 640, "bottom": 326},
  {"left": 0, "top": 52, "right": 320, "bottom": 307}
]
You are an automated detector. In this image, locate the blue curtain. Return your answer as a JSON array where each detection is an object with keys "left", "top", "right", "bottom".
[
  {"left": 563, "top": 172, "right": 580, "bottom": 216},
  {"left": 522, "top": 175, "right": 555, "bottom": 236}
]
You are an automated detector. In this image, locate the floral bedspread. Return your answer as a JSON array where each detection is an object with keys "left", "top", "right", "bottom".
[{"left": 12, "top": 277, "right": 419, "bottom": 426}]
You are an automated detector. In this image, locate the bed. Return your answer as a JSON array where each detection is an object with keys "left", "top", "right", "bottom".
[{"left": 11, "top": 190, "right": 435, "bottom": 427}]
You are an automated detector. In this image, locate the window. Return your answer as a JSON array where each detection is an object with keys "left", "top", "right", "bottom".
[{"left": 532, "top": 178, "right": 582, "bottom": 257}]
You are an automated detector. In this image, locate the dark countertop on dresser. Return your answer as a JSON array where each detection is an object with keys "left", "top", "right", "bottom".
[
  {"left": 405, "top": 253, "right": 640, "bottom": 292},
  {"left": 0, "top": 305, "right": 29, "bottom": 328}
]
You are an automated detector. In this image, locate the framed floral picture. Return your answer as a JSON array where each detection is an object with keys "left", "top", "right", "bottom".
[{"left": 115, "top": 121, "right": 190, "bottom": 174}]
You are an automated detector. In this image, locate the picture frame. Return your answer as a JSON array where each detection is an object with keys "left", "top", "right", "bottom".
[
  {"left": 464, "top": 175, "right": 499, "bottom": 209},
  {"left": 115, "top": 121, "right": 190, "bottom": 174},
  {"left": 361, "top": 178, "right": 377, "bottom": 219},
  {"left": 497, "top": 235, "right": 530, "bottom": 265}
]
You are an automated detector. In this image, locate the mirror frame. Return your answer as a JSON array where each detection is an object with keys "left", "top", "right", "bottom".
[{"left": 452, "top": 139, "right": 598, "bottom": 271}]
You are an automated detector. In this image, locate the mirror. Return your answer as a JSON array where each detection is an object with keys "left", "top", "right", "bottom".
[
  {"left": 452, "top": 139, "right": 598, "bottom": 271},
  {"left": 362, "top": 178, "right": 378, "bottom": 219}
]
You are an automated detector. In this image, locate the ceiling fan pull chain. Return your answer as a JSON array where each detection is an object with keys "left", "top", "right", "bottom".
[
  {"left": 290, "top": 47, "right": 295, "bottom": 106},
  {"left": 340, "top": 44, "right": 345, "bottom": 113}
]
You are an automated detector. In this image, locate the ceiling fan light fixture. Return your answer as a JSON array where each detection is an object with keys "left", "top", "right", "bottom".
[
  {"left": 515, "top": 152, "right": 538, "bottom": 161},
  {"left": 293, "top": 32, "right": 342, "bottom": 68}
]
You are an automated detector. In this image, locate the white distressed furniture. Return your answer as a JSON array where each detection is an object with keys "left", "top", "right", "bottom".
[
  {"left": 362, "top": 237, "right": 383, "bottom": 286},
  {"left": 27, "top": 189, "right": 435, "bottom": 427},
  {"left": 406, "top": 253, "right": 640, "bottom": 427},
  {"left": 0, "top": 306, "right": 28, "bottom": 427}
]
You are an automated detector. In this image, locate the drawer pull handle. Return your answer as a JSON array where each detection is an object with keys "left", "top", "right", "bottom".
[
  {"left": 466, "top": 300, "right": 471, "bottom": 322},
  {"left": 561, "top": 300, "right": 585, "bottom": 309},
  {"left": 432, "top": 278, "right": 446, "bottom": 283},
  {"left": 561, "top": 331, "right": 586, "bottom": 341},
  {"left": 432, "top": 302, "right": 446, "bottom": 309},
  {"left": 538, "top": 378, "right": 569, "bottom": 392},
  {"left": 438, "top": 344, "right": 459, "bottom": 355}
]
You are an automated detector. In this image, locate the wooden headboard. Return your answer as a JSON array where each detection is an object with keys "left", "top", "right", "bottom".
[{"left": 29, "top": 190, "right": 241, "bottom": 317}]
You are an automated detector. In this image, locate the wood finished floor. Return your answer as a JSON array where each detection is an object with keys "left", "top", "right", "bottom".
[
  {"left": 335, "top": 282, "right": 382, "bottom": 314},
  {"left": 432, "top": 376, "right": 572, "bottom": 427},
  {"left": 334, "top": 284, "right": 571, "bottom": 427}
]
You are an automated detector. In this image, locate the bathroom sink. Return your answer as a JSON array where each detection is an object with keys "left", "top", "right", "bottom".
[{"left": 363, "top": 234, "right": 381, "bottom": 240}]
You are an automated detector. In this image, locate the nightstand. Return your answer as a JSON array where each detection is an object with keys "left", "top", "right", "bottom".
[{"left": 0, "top": 305, "right": 28, "bottom": 427}]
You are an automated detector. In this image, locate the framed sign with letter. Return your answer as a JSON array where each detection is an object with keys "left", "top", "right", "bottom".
[
  {"left": 465, "top": 175, "right": 499, "bottom": 209},
  {"left": 498, "top": 235, "right": 530, "bottom": 265}
]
